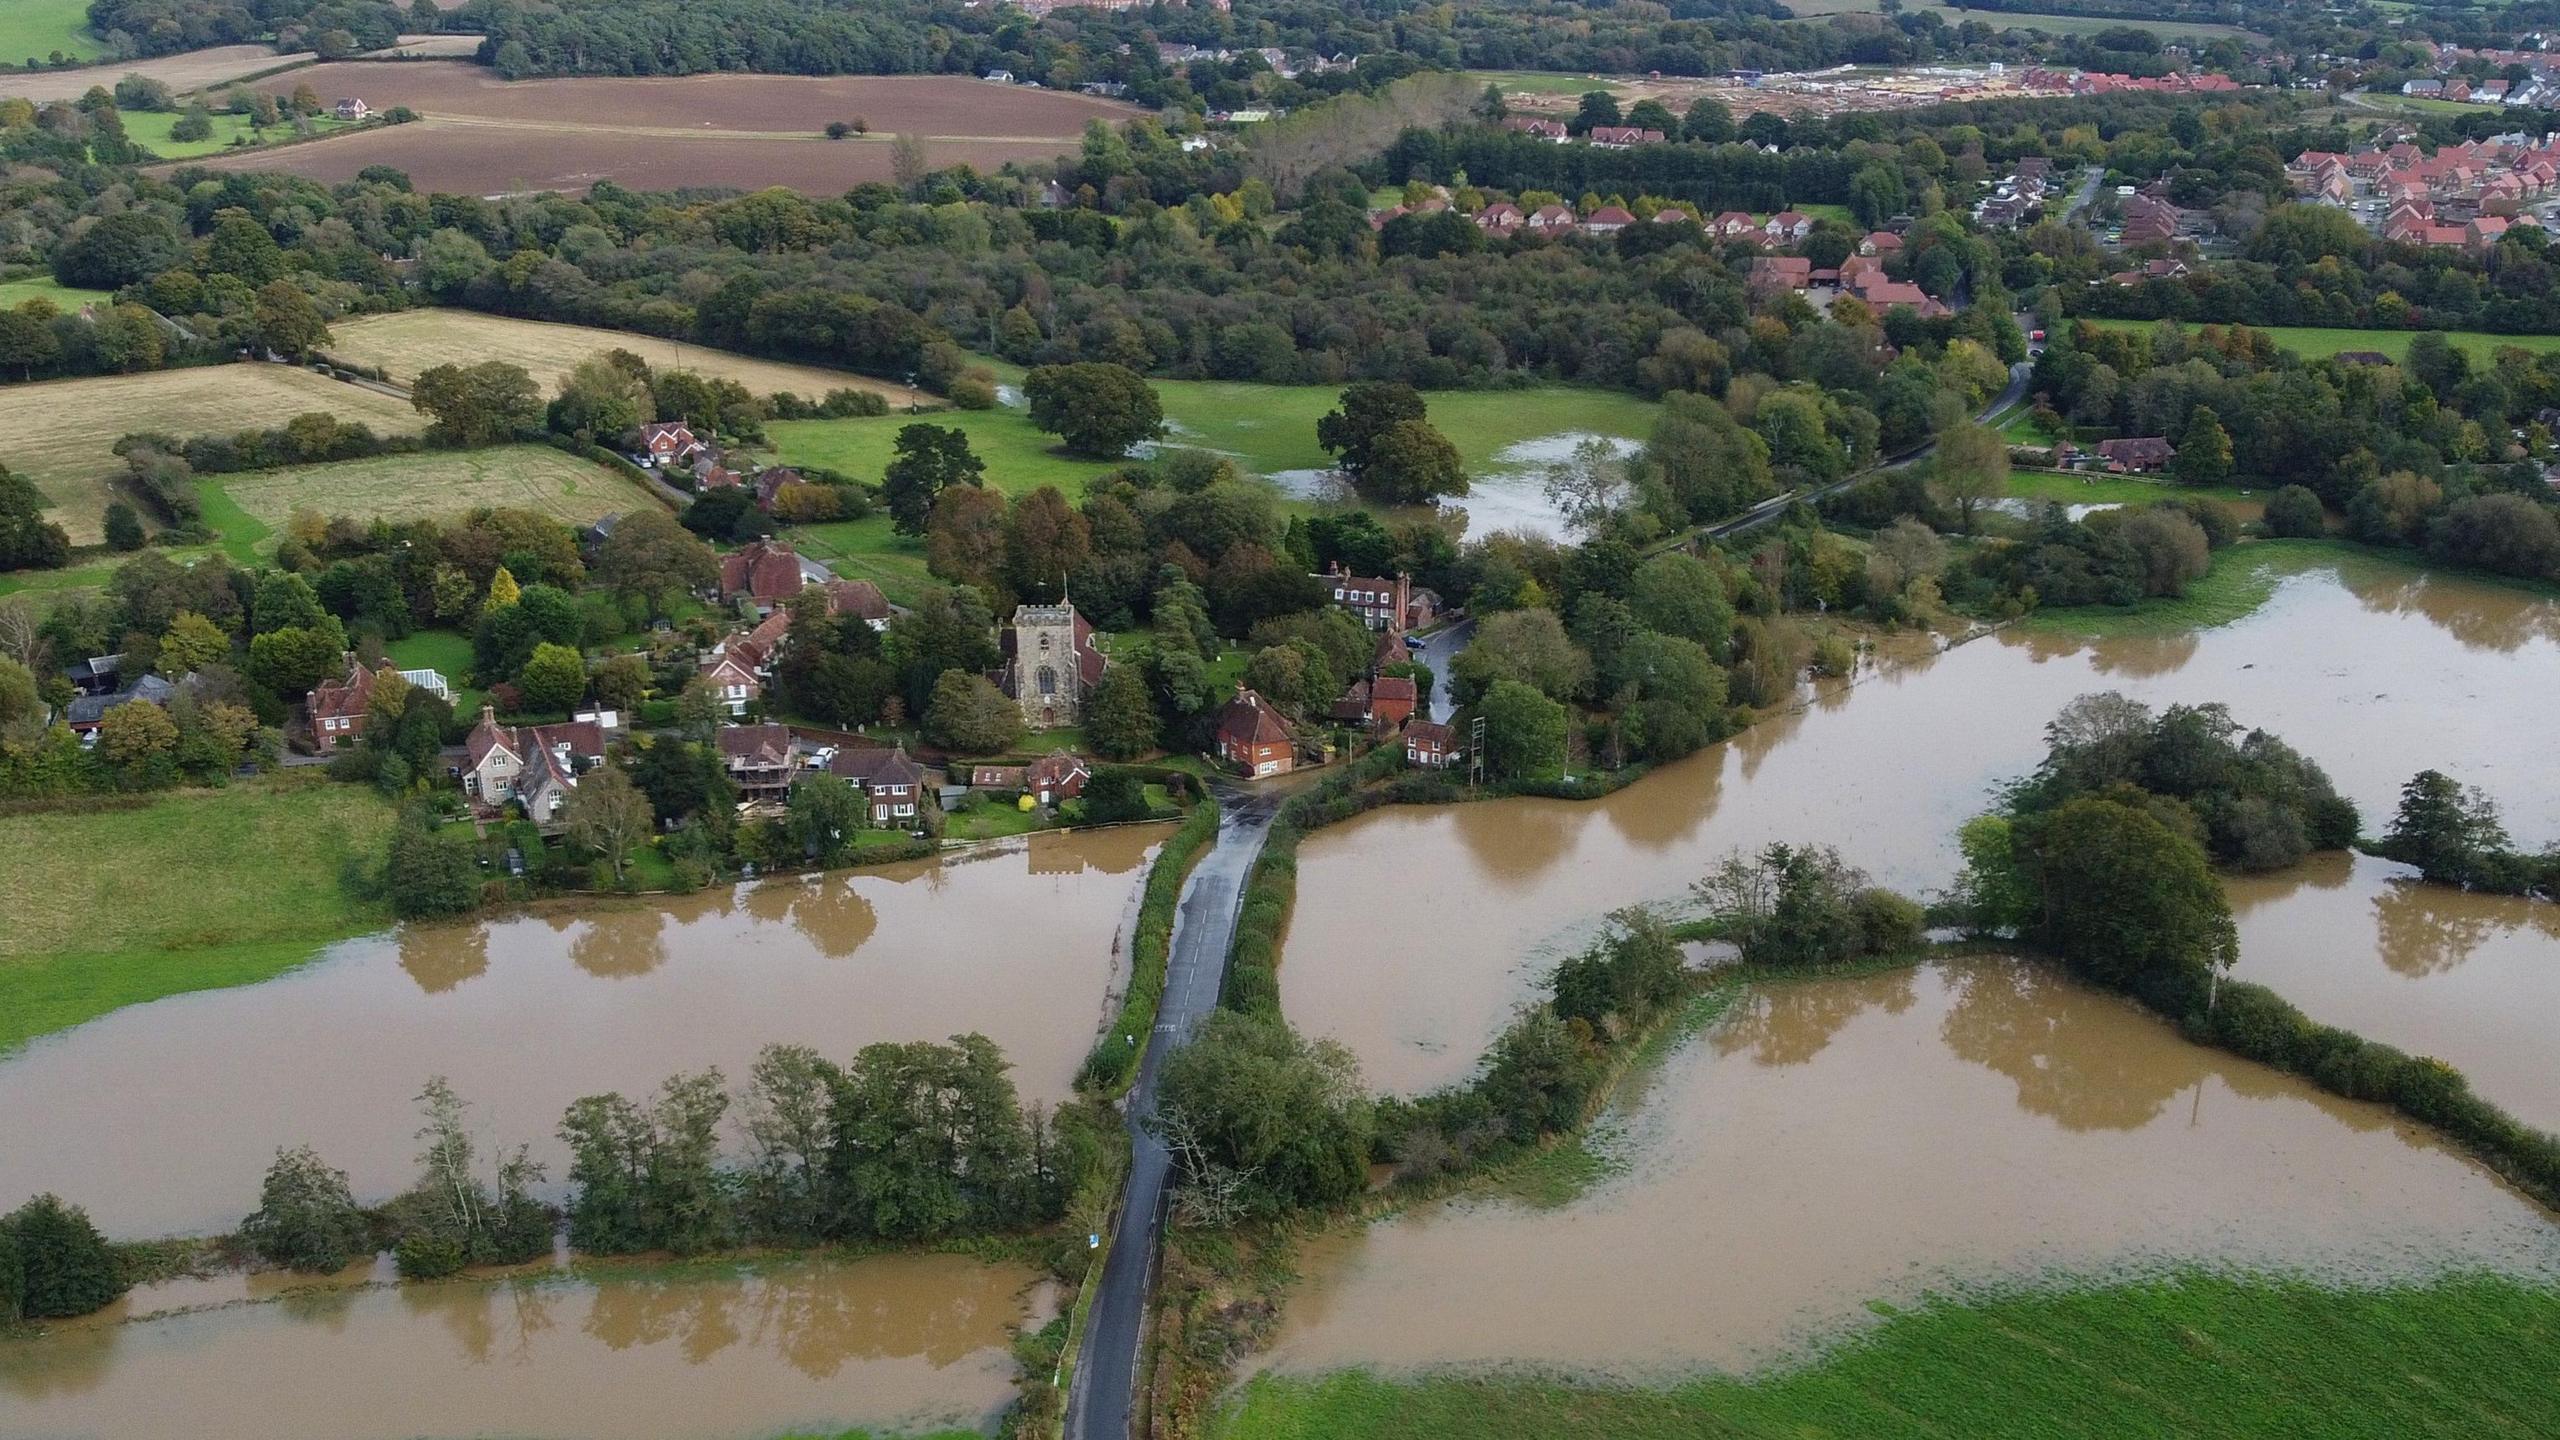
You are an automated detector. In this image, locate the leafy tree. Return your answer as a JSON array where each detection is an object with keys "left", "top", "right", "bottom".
[
  {"left": 1477, "top": 677, "right": 1568, "bottom": 779},
  {"left": 594, "top": 508, "right": 716, "bottom": 616},
  {"left": 6, "top": 1194, "right": 123, "bottom": 1319},
  {"left": 1359, "top": 417, "right": 1468, "bottom": 505},
  {"left": 1003, "top": 485, "right": 1090, "bottom": 599},
  {"left": 589, "top": 653, "right": 648, "bottom": 714},
  {"left": 54, "top": 210, "right": 184, "bottom": 289},
  {"left": 1450, "top": 608, "right": 1590, "bottom": 705},
  {"left": 1079, "top": 767, "right": 1151, "bottom": 824},
  {"left": 102, "top": 501, "right": 144, "bottom": 551},
  {"left": 1024, "top": 362, "right": 1162, "bottom": 456},
  {"left": 515, "top": 641, "right": 587, "bottom": 713},
  {"left": 1155, "top": 1010, "right": 1373, "bottom": 1221},
  {"left": 1693, "top": 843, "right": 1915, "bottom": 968},
  {"left": 923, "top": 669, "right": 1022, "bottom": 754},
  {"left": 1316, "top": 381, "right": 1426, "bottom": 481},
  {"left": 1569, "top": 89, "right": 1622, "bottom": 134},
  {"left": 788, "top": 774, "right": 866, "bottom": 864},
  {"left": 2379, "top": 770, "right": 2512, "bottom": 888},
  {"left": 385, "top": 808, "right": 482, "bottom": 919},
  {"left": 1930, "top": 420, "right": 2009, "bottom": 534},
  {"left": 251, "top": 279, "right": 330, "bottom": 360},
  {"left": 240, "top": 1145, "right": 372, "bottom": 1272},
  {"left": 96, "top": 696, "right": 178, "bottom": 773},
  {"left": 2013, "top": 794, "right": 2238, "bottom": 1001},
  {"left": 548, "top": 354, "right": 655, "bottom": 440},
  {"left": 882, "top": 423, "right": 985, "bottom": 536},
  {"left": 1626, "top": 552, "right": 1733, "bottom": 655},
  {"left": 563, "top": 765, "right": 654, "bottom": 885},
  {"left": 411, "top": 361, "right": 543, "bottom": 446},
  {"left": 2173, "top": 405, "right": 2234, "bottom": 486},
  {"left": 1084, "top": 662, "right": 1158, "bottom": 760}
]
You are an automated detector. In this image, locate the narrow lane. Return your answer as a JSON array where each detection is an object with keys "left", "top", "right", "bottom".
[{"left": 1066, "top": 783, "right": 1287, "bottom": 1440}]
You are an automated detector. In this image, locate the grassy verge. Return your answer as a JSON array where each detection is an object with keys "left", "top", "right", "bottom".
[
  {"left": 1209, "top": 1270, "right": 2560, "bottom": 1439},
  {"left": 1078, "top": 794, "right": 1220, "bottom": 1095},
  {"left": 0, "top": 775, "right": 396, "bottom": 1052}
]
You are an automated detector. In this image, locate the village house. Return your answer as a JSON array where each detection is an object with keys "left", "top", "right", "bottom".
[
  {"left": 717, "top": 539, "right": 809, "bottom": 614},
  {"left": 1711, "top": 210, "right": 1759, "bottom": 238},
  {"left": 825, "top": 744, "right": 929, "bottom": 826},
  {"left": 970, "top": 750, "right": 1093, "bottom": 806},
  {"left": 1764, "top": 210, "right": 1815, "bottom": 244},
  {"left": 1580, "top": 204, "right": 1638, "bottom": 235},
  {"left": 463, "top": 707, "right": 607, "bottom": 822},
  {"left": 64, "top": 672, "right": 175, "bottom": 740},
  {"left": 1316, "top": 564, "right": 1435, "bottom": 631},
  {"left": 1329, "top": 673, "right": 1419, "bottom": 730},
  {"left": 752, "top": 466, "right": 808, "bottom": 512},
  {"left": 1474, "top": 201, "right": 1524, "bottom": 234},
  {"left": 64, "top": 654, "right": 120, "bottom": 695},
  {"left": 1404, "top": 719, "right": 1463, "bottom": 768},
  {"left": 305, "top": 655, "right": 453, "bottom": 744},
  {"left": 697, "top": 608, "right": 790, "bottom": 716},
  {"left": 1217, "top": 687, "right": 1296, "bottom": 776},
  {"left": 332, "top": 97, "right": 369, "bottom": 121},
  {"left": 1749, "top": 256, "right": 1815, "bottom": 294},
  {"left": 823, "top": 578, "right": 893, "bottom": 629},
  {"left": 1526, "top": 204, "right": 1578, "bottom": 234},
  {"left": 716, "top": 722, "right": 800, "bottom": 798},
  {"left": 1586, "top": 126, "right": 1666, "bottom": 148},
  {"left": 1858, "top": 230, "right": 1904, "bottom": 257},
  {"left": 1500, "top": 117, "right": 1569, "bottom": 142},
  {"left": 637, "top": 421, "right": 704, "bottom": 468},
  {"left": 2096, "top": 436, "right": 2178, "bottom": 473}
]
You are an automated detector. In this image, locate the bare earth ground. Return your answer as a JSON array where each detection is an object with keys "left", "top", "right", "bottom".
[
  {"left": 327, "top": 310, "right": 908, "bottom": 400},
  {"left": 0, "top": 35, "right": 476, "bottom": 105},
  {"left": 170, "top": 120, "right": 1085, "bottom": 194},
  {"left": 0, "top": 364, "right": 420, "bottom": 543},
  {"left": 214, "top": 444, "right": 653, "bottom": 533},
  {"left": 250, "top": 62, "right": 1137, "bottom": 135}
]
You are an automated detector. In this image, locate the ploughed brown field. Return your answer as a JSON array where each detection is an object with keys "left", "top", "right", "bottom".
[
  {"left": 0, "top": 36, "right": 480, "bottom": 105},
  {"left": 164, "top": 62, "right": 1135, "bottom": 193},
  {"left": 249, "top": 61, "right": 1137, "bottom": 137}
]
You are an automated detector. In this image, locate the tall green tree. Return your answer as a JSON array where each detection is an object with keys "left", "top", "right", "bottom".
[
  {"left": 240, "top": 1145, "right": 372, "bottom": 1272},
  {"left": 7, "top": 1194, "right": 124, "bottom": 1319},
  {"left": 882, "top": 424, "right": 985, "bottom": 536},
  {"left": 1023, "top": 362, "right": 1162, "bottom": 456}
]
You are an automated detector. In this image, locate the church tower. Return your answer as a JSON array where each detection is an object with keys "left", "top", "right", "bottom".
[{"left": 1006, "top": 599, "right": 1092, "bottom": 730}]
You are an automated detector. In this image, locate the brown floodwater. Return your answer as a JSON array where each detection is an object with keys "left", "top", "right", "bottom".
[
  {"left": 0, "top": 1253, "right": 1050, "bottom": 1440},
  {"left": 1260, "top": 957, "right": 2560, "bottom": 1380},
  {"left": 0, "top": 827, "right": 1162, "bottom": 1237},
  {"left": 2229, "top": 851, "right": 2560, "bottom": 1133},
  {"left": 1283, "top": 562, "right": 2560, "bottom": 1094}
]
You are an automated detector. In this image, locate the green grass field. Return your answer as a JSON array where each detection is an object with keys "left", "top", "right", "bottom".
[
  {"left": 2083, "top": 318, "right": 2560, "bottom": 365},
  {"left": 201, "top": 445, "right": 659, "bottom": 556},
  {"left": 0, "top": 776, "right": 397, "bottom": 1052},
  {"left": 2005, "top": 468, "right": 2259, "bottom": 509},
  {"left": 0, "top": 0, "right": 102, "bottom": 64},
  {"left": 1212, "top": 1271, "right": 2560, "bottom": 1440},
  {"left": 0, "top": 275, "right": 107, "bottom": 309},
  {"left": 123, "top": 108, "right": 347, "bottom": 161}
]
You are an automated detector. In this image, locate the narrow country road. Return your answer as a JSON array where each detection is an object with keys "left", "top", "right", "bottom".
[{"left": 1066, "top": 782, "right": 1289, "bottom": 1440}]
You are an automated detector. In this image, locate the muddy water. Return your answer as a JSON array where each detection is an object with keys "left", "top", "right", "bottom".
[
  {"left": 1261, "top": 957, "right": 2560, "bottom": 1380},
  {"left": 0, "top": 827, "right": 1162, "bottom": 1237},
  {"left": 1284, "top": 562, "right": 2560, "bottom": 1094},
  {"left": 2229, "top": 851, "right": 2560, "bottom": 1132},
  {"left": 0, "top": 1253, "right": 1049, "bottom": 1440}
]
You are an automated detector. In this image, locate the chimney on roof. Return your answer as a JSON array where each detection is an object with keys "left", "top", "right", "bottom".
[{"left": 479, "top": 704, "right": 497, "bottom": 726}]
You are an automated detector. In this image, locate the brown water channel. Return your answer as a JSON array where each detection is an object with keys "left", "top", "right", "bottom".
[
  {"left": 0, "top": 826, "right": 1163, "bottom": 1238},
  {"left": 1260, "top": 956, "right": 2560, "bottom": 1380},
  {"left": 0, "top": 1252, "right": 1049, "bottom": 1440},
  {"left": 1282, "top": 561, "right": 2560, "bottom": 1097}
]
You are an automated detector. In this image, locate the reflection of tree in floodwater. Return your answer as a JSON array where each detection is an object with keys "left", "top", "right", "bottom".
[
  {"left": 568, "top": 905, "right": 671, "bottom": 979},
  {"left": 398, "top": 922, "right": 491, "bottom": 994},
  {"left": 2222, "top": 850, "right": 2356, "bottom": 922},
  {"left": 583, "top": 1269, "right": 741, "bottom": 1363},
  {"left": 2371, "top": 878, "right": 2558, "bottom": 977},
  {"left": 2347, "top": 567, "right": 2560, "bottom": 654},
  {"left": 401, "top": 1272, "right": 560, "bottom": 1365},
  {"left": 1449, "top": 797, "right": 1577, "bottom": 886},
  {"left": 1938, "top": 959, "right": 2208, "bottom": 1132},
  {"left": 1598, "top": 742, "right": 1723, "bottom": 852},
  {"left": 2082, "top": 626, "right": 2201, "bottom": 679},
  {"left": 1709, "top": 966, "right": 1916, "bottom": 1069},
  {"left": 0, "top": 1318, "right": 118, "bottom": 1399},
  {"left": 742, "top": 874, "right": 881, "bottom": 959}
]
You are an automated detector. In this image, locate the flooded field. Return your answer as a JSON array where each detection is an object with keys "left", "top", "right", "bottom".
[
  {"left": 0, "top": 827, "right": 1161, "bottom": 1237},
  {"left": 1260, "top": 957, "right": 2560, "bottom": 1380},
  {"left": 2229, "top": 852, "right": 2560, "bottom": 1132},
  {"left": 0, "top": 1253, "right": 1047, "bottom": 1440},
  {"left": 1281, "top": 560, "right": 2560, "bottom": 1094}
]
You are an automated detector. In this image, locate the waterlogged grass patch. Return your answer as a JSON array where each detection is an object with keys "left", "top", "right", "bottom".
[{"left": 1210, "top": 1270, "right": 2560, "bottom": 1439}]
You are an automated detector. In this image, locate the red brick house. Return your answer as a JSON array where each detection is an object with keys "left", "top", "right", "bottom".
[
  {"left": 1405, "top": 719, "right": 1463, "bottom": 768},
  {"left": 1217, "top": 687, "right": 1296, "bottom": 776},
  {"left": 826, "top": 744, "right": 929, "bottom": 826},
  {"left": 307, "top": 655, "right": 378, "bottom": 743},
  {"left": 1317, "top": 564, "right": 1435, "bottom": 631},
  {"left": 638, "top": 421, "right": 703, "bottom": 467},
  {"left": 718, "top": 539, "right": 806, "bottom": 613}
]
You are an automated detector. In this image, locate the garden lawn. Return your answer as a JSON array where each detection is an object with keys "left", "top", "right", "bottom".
[
  {"left": 2005, "top": 469, "right": 2258, "bottom": 509},
  {"left": 0, "top": 0, "right": 102, "bottom": 63},
  {"left": 0, "top": 776, "right": 397, "bottom": 1052},
  {"left": 1212, "top": 1271, "right": 2560, "bottom": 1440},
  {"left": 384, "top": 627, "right": 485, "bottom": 713},
  {"left": 0, "top": 275, "right": 107, "bottom": 308},
  {"left": 2083, "top": 318, "right": 2560, "bottom": 365}
]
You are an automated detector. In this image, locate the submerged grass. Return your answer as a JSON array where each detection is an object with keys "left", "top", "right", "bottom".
[
  {"left": 1210, "top": 1270, "right": 2560, "bottom": 1439},
  {"left": 0, "top": 775, "right": 396, "bottom": 1052},
  {"left": 2021, "top": 538, "right": 2354, "bottom": 638}
]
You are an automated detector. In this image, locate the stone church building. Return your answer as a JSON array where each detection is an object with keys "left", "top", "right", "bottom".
[{"left": 997, "top": 599, "right": 1108, "bottom": 729}]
